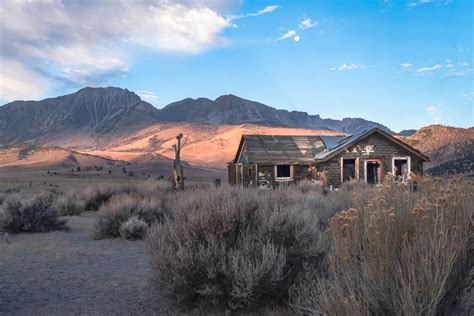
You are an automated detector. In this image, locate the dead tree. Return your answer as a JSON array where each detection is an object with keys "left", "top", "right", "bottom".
[{"left": 172, "top": 133, "right": 186, "bottom": 190}]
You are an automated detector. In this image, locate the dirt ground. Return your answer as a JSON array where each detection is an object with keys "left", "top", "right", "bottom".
[{"left": 0, "top": 212, "right": 170, "bottom": 315}]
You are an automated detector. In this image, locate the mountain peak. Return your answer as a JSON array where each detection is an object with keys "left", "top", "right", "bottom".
[{"left": 160, "top": 94, "right": 394, "bottom": 134}]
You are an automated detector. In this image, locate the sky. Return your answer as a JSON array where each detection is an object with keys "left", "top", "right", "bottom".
[{"left": 0, "top": 0, "right": 472, "bottom": 132}]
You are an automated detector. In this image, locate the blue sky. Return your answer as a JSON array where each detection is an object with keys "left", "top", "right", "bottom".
[{"left": 0, "top": 0, "right": 472, "bottom": 131}]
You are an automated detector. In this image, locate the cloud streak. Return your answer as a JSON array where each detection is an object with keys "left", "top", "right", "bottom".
[
  {"left": 276, "top": 30, "right": 299, "bottom": 41},
  {"left": 330, "top": 63, "right": 367, "bottom": 71},
  {"left": 416, "top": 64, "right": 442, "bottom": 73},
  {"left": 299, "top": 18, "right": 317, "bottom": 29}
]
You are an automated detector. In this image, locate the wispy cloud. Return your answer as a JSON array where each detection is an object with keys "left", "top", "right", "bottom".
[
  {"left": 299, "top": 18, "right": 317, "bottom": 29},
  {"left": 228, "top": 5, "right": 279, "bottom": 20},
  {"left": 440, "top": 68, "right": 473, "bottom": 79},
  {"left": 406, "top": 0, "right": 450, "bottom": 7},
  {"left": 330, "top": 63, "right": 367, "bottom": 71},
  {"left": 137, "top": 90, "right": 160, "bottom": 106},
  {"left": 426, "top": 105, "right": 442, "bottom": 123},
  {"left": 426, "top": 105, "right": 438, "bottom": 114},
  {"left": 400, "top": 63, "right": 413, "bottom": 69},
  {"left": 460, "top": 91, "right": 474, "bottom": 101},
  {"left": 407, "top": 0, "right": 433, "bottom": 7},
  {"left": 416, "top": 64, "right": 442, "bottom": 73},
  {"left": 276, "top": 30, "right": 300, "bottom": 42}
]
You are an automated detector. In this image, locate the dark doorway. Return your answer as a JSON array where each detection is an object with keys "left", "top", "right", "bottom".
[
  {"left": 366, "top": 161, "right": 381, "bottom": 184},
  {"left": 342, "top": 159, "right": 356, "bottom": 182},
  {"left": 394, "top": 159, "right": 409, "bottom": 181}
]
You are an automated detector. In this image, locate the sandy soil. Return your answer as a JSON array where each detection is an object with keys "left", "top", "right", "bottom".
[{"left": 0, "top": 212, "right": 170, "bottom": 315}]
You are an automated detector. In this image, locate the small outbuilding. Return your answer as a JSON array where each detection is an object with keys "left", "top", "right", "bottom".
[{"left": 228, "top": 128, "right": 429, "bottom": 188}]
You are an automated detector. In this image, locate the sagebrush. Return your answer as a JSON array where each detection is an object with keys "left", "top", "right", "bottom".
[
  {"left": 147, "top": 184, "right": 352, "bottom": 310},
  {"left": 94, "top": 193, "right": 166, "bottom": 239},
  {"left": 0, "top": 192, "right": 68, "bottom": 233}
]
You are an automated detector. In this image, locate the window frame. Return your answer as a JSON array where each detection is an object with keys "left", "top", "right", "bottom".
[
  {"left": 340, "top": 157, "right": 359, "bottom": 183},
  {"left": 274, "top": 164, "right": 293, "bottom": 181},
  {"left": 392, "top": 156, "right": 411, "bottom": 182}
]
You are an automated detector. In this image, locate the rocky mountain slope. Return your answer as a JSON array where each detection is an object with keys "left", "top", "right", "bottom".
[
  {"left": 0, "top": 87, "right": 163, "bottom": 148},
  {"left": 160, "top": 94, "right": 393, "bottom": 134},
  {"left": 80, "top": 123, "right": 344, "bottom": 168},
  {"left": 424, "top": 140, "right": 474, "bottom": 177},
  {"left": 403, "top": 125, "right": 474, "bottom": 153},
  {"left": 402, "top": 125, "right": 474, "bottom": 177}
]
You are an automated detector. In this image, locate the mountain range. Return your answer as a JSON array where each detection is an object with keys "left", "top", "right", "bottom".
[
  {"left": 0, "top": 87, "right": 393, "bottom": 148},
  {"left": 0, "top": 87, "right": 472, "bottom": 177}
]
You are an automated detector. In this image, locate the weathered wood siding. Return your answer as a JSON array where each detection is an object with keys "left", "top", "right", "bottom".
[{"left": 318, "top": 133, "right": 424, "bottom": 188}]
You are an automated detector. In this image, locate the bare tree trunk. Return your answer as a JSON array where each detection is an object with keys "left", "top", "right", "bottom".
[{"left": 172, "top": 133, "right": 185, "bottom": 190}]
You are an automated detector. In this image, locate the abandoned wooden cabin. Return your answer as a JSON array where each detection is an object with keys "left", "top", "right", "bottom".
[{"left": 228, "top": 127, "right": 429, "bottom": 188}]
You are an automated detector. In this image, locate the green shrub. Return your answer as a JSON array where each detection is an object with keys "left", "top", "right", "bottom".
[
  {"left": 147, "top": 185, "right": 344, "bottom": 311},
  {"left": 94, "top": 193, "right": 165, "bottom": 239},
  {"left": 0, "top": 192, "right": 68, "bottom": 233},
  {"left": 119, "top": 216, "right": 148, "bottom": 240}
]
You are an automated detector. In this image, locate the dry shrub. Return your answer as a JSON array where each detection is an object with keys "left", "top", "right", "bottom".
[
  {"left": 94, "top": 193, "right": 165, "bottom": 239},
  {"left": 53, "top": 191, "right": 86, "bottom": 215},
  {"left": 83, "top": 182, "right": 168, "bottom": 211},
  {"left": 296, "top": 180, "right": 323, "bottom": 194},
  {"left": 119, "top": 216, "right": 148, "bottom": 240},
  {"left": 0, "top": 192, "right": 68, "bottom": 233},
  {"left": 291, "top": 176, "right": 473, "bottom": 315},
  {"left": 83, "top": 186, "right": 117, "bottom": 211},
  {"left": 147, "top": 185, "right": 348, "bottom": 311}
]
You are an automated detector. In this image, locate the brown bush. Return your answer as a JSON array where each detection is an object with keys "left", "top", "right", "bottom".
[
  {"left": 147, "top": 185, "right": 347, "bottom": 311},
  {"left": 0, "top": 192, "right": 68, "bottom": 233},
  {"left": 290, "top": 176, "right": 473, "bottom": 315}
]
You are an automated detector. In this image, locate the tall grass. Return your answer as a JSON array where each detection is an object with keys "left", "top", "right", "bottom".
[{"left": 290, "top": 176, "right": 473, "bottom": 315}]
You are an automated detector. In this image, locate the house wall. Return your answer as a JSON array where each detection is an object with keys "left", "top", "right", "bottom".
[
  {"left": 318, "top": 133, "right": 424, "bottom": 188},
  {"left": 238, "top": 163, "right": 313, "bottom": 188}
]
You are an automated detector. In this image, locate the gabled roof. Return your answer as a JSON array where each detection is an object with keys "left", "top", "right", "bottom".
[
  {"left": 234, "top": 135, "right": 336, "bottom": 164},
  {"left": 314, "top": 128, "right": 429, "bottom": 162},
  {"left": 232, "top": 128, "right": 429, "bottom": 165}
]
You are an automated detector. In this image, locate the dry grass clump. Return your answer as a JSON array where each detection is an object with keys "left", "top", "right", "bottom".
[
  {"left": 290, "top": 176, "right": 473, "bottom": 315},
  {"left": 94, "top": 193, "right": 166, "bottom": 239},
  {"left": 0, "top": 192, "right": 68, "bottom": 233},
  {"left": 147, "top": 185, "right": 348, "bottom": 311},
  {"left": 83, "top": 186, "right": 117, "bottom": 211},
  {"left": 53, "top": 191, "right": 86, "bottom": 216}
]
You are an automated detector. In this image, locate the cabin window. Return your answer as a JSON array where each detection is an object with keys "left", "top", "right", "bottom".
[
  {"left": 246, "top": 167, "right": 253, "bottom": 178},
  {"left": 275, "top": 164, "right": 292, "bottom": 179},
  {"left": 342, "top": 158, "right": 356, "bottom": 182},
  {"left": 392, "top": 157, "right": 410, "bottom": 182}
]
